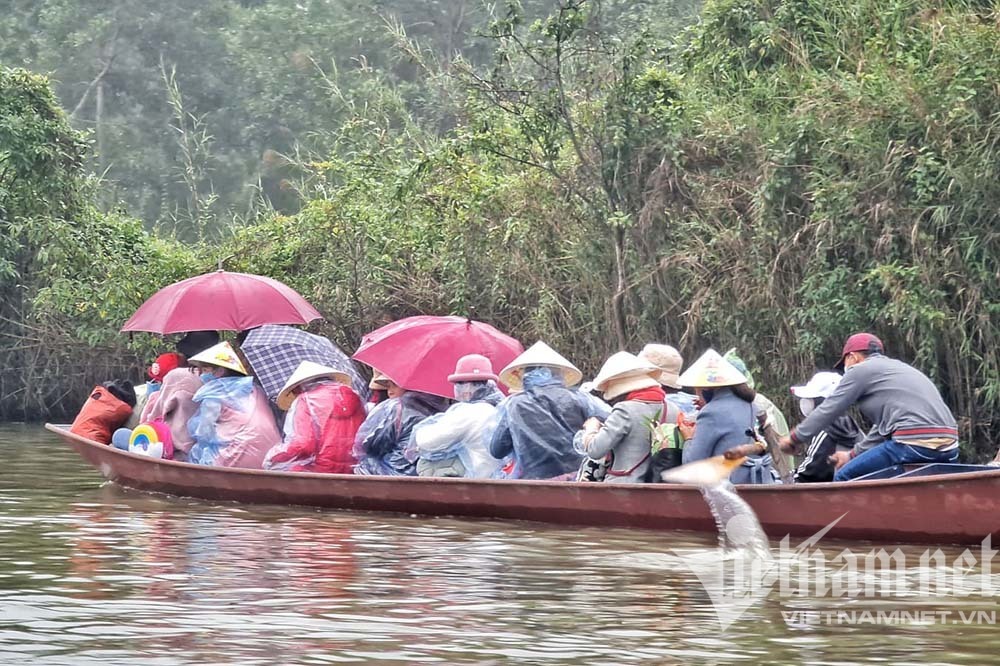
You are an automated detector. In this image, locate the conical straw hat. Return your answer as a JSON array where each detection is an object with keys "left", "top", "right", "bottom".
[
  {"left": 277, "top": 360, "right": 352, "bottom": 410},
  {"left": 590, "top": 351, "right": 660, "bottom": 400},
  {"left": 498, "top": 341, "right": 582, "bottom": 391},
  {"left": 676, "top": 349, "right": 747, "bottom": 388},
  {"left": 189, "top": 341, "right": 247, "bottom": 376}
]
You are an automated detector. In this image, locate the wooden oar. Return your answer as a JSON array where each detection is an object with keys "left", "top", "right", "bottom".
[
  {"left": 761, "top": 422, "right": 795, "bottom": 484},
  {"left": 660, "top": 441, "right": 767, "bottom": 486}
]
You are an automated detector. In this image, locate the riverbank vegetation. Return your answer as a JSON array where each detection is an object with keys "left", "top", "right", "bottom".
[{"left": 2, "top": 0, "right": 998, "bottom": 458}]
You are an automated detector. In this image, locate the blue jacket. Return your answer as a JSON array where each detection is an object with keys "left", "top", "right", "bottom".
[
  {"left": 490, "top": 369, "right": 610, "bottom": 480},
  {"left": 682, "top": 387, "right": 776, "bottom": 484}
]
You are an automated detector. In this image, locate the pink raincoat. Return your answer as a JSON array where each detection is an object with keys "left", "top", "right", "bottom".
[
  {"left": 264, "top": 381, "right": 365, "bottom": 474},
  {"left": 188, "top": 377, "right": 280, "bottom": 469},
  {"left": 140, "top": 367, "right": 202, "bottom": 458}
]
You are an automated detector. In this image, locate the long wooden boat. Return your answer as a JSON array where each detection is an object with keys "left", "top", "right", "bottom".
[{"left": 47, "top": 423, "right": 1000, "bottom": 545}]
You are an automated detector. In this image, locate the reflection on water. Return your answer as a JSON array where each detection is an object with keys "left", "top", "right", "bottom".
[{"left": 1, "top": 424, "right": 998, "bottom": 664}]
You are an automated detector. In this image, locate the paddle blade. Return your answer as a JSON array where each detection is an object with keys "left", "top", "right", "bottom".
[{"left": 661, "top": 455, "right": 745, "bottom": 486}]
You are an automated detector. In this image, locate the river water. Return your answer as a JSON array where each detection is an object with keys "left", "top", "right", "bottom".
[{"left": 2, "top": 424, "right": 998, "bottom": 664}]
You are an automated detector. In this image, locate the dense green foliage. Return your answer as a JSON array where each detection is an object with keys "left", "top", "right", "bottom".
[
  {"left": 3, "top": 0, "right": 999, "bottom": 459},
  {"left": 0, "top": 0, "right": 679, "bottom": 237},
  {"left": 0, "top": 68, "right": 199, "bottom": 418}
]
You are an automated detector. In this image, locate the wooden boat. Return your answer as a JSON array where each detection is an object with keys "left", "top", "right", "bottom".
[{"left": 47, "top": 423, "right": 1000, "bottom": 545}]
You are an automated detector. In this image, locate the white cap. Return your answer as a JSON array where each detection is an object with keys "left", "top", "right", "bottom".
[{"left": 790, "top": 371, "right": 842, "bottom": 399}]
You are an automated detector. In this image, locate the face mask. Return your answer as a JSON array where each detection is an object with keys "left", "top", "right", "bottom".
[
  {"left": 200, "top": 372, "right": 216, "bottom": 384},
  {"left": 453, "top": 382, "right": 475, "bottom": 403},
  {"left": 799, "top": 398, "right": 815, "bottom": 417}
]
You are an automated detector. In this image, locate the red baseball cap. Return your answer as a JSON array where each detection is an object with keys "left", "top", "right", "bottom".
[{"left": 836, "top": 333, "right": 883, "bottom": 369}]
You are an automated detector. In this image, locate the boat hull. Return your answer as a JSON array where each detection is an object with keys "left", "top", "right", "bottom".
[{"left": 47, "top": 424, "right": 1000, "bottom": 545}]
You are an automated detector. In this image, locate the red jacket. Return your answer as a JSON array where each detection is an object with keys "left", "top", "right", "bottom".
[{"left": 265, "top": 382, "right": 364, "bottom": 474}]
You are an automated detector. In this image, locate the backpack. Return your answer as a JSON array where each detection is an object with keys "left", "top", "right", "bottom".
[
  {"left": 644, "top": 405, "right": 684, "bottom": 483},
  {"left": 70, "top": 385, "right": 134, "bottom": 445}
]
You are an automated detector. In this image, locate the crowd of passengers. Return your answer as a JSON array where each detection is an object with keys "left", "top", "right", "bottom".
[{"left": 69, "top": 330, "right": 964, "bottom": 484}]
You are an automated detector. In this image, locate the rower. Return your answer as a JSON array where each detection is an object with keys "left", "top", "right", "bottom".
[{"left": 779, "top": 333, "right": 959, "bottom": 481}]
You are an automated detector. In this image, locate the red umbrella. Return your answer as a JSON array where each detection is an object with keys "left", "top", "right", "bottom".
[
  {"left": 121, "top": 270, "right": 322, "bottom": 334},
  {"left": 353, "top": 316, "right": 524, "bottom": 399}
]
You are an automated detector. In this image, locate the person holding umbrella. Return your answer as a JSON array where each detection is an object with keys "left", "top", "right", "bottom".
[
  {"left": 407, "top": 354, "right": 506, "bottom": 478},
  {"left": 353, "top": 369, "right": 449, "bottom": 476},
  {"left": 187, "top": 341, "right": 280, "bottom": 469},
  {"left": 263, "top": 361, "right": 365, "bottom": 474},
  {"left": 489, "top": 341, "right": 610, "bottom": 480}
]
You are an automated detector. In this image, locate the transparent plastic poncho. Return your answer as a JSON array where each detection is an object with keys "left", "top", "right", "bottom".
[
  {"left": 188, "top": 376, "right": 255, "bottom": 465},
  {"left": 489, "top": 367, "right": 611, "bottom": 480},
  {"left": 406, "top": 381, "right": 504, "bottom": 478},
  {"left": 264, "top": 380, "right": 329, "bottom": 470},
  {"left": 352, "top": 391, "right": 449, "bottom": 475}
]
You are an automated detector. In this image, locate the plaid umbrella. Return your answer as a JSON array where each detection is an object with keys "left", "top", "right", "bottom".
[{"left": 242, "top": 325, "right": 368, "bottom": 403}]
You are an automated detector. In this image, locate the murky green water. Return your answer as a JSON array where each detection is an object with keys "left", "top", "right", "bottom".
[{"left": 2, "top": 424, "right": 998, "bottom": 664}]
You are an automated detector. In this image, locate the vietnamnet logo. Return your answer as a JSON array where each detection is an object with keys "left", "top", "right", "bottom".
[{"left": 673, "top": 514, "right": 1000, "bottom": 631}]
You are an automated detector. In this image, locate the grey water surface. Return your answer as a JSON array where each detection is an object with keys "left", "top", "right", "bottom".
[{"left": 1, "top": 424, "right": 997, "bottom": 665}]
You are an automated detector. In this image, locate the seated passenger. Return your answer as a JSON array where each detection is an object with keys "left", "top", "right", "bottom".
[
  {"left": 187, "top": 341, "right": 280, "bottom": 468},
  {"left": 678, "top": 349, "right": 778, "bottom": 484},
  {"left": 490, "top": 341, "right": 610, "bottom": 480},
  {"left": 638, "top": 343, "right": 697, "bottom": 478},
  {"left": 788, "top": 372, "right": 862, "bottom": 482},
  {"left": 780, "top": 333, "right": 959, "bottom": 481},
  {"left": 353, "top": 371, "right": 449, "bottom": 476},
  {"left": 579, "top": 352, "right": 665, "bottom": 483},
  {"left": 409, "top": 354, "right": 505, "bottom": 478},
  {"left": 139, "top": 332, "right": 220, "bottom": 460},
  {"left": 126, "top": 352, "right": 183, "bottom": 430},
  {"left": 264, "top": 361, "right": 365, "bottom": 474}
]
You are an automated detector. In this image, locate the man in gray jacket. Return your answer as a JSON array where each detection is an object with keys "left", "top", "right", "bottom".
[{"left": 778, "top": 333, "right": 959, "bottom": 481}]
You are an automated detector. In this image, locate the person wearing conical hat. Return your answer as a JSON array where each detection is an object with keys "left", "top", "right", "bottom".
[
  {"left": 489, "top": 341, "right": 610, "bottom": 480},
  {"left": 187, "top": 341, "right": 280, "bottom": 469},
  {"left": 676, "top": 349, "right": 778, "bottom": 485},
  {"left": 577, "top": 352, "right": 665, "bottom": 483},
  {"left": 263, "top": 361, "right": 365, "bottom": 474},
  {"left": 638, "top": 343, "right": 698, "bottom": 479}
]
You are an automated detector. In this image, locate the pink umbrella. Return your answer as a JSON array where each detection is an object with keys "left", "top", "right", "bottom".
[
  {"left": 353, "top": 316, "right": 523, "bottom": 399},
  {"left": 121, "top": 270, "right": 322, "bottom": 334}
]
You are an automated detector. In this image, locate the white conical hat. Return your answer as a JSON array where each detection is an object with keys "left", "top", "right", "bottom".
[
  {"left": 189, "top": 341, "right": 247, "bottom": 376},
  {"left": 277, "top": 360, "right": 352, "bottom": 410},
  {"left": 498, "top": 340, "right": 582, "bottom": 391},
  {"left": 676, "top": 349, "right": 747, "bottom": 388},
  {"left": 590, "top": 351, "right": 660, "bottom": 400}
]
